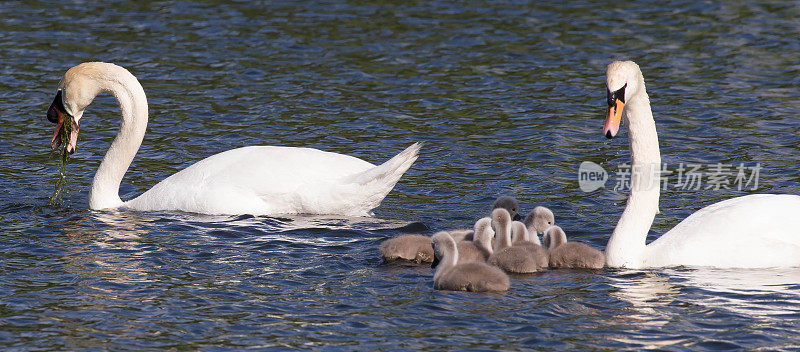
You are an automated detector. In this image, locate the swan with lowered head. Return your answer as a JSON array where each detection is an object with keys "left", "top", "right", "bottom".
[
  {"left": 430, "top": 231, "right": 510, "bottom": 292},
  {"left": 601, "top": 60, "right": 800, "bottom": 268},
  {"left": 487, "top": 208, "right": 546, "bottom": 273},
  {"left": 543, "top": 225, "right": 604, "bottom": 269},
  {"left": 46, "top": 62, "right": 420, "bottom": 216},
  {"left": 379, "top": 234, "right": 434, "bottom": 264}
]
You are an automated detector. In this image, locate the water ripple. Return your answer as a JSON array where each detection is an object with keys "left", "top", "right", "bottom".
[{"left": 2, "top": 0, "right": 800, "bottom": 350}]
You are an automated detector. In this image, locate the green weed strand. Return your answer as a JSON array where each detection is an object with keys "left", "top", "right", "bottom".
[{"left": 48, "top": 117, "right": 71, "bottom": 206}]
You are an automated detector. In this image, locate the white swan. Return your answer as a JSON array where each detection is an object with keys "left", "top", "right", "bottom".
[
  {"left": 46, "top": 62, "right": 421, "bottom": 216},
  {"left": 602, "top": 60, "right": 800, "bottom": 268}
]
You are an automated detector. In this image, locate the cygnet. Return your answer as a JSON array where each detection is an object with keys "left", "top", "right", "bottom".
[
  {"left": 431, "top": 232, "right": 510, "bottom": 292},
  {"left": 543, "top": 225, "right": 605, "bottom": 269},
  {"left": 379, "top": 234, "right": 433, "bottom": 264},
  {"left": 523, "top": 206, "right": 555, "bottom": 236},
  {"left": 487, "top": 208, "right": 546, "bottom": 273},
  {"left": 456, "top": 217, "right": 494, "bottom": 263},
  {"left": 510, "top": 221, "right": 549, "bottom": 268}
]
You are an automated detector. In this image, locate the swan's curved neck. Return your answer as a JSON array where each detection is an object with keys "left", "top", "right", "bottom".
[
  {"left": 87, "top": 68, "right": 148, "bottom": 210},
  {"left": 605, "top": 90, "right": 661, "bottom": 267}
]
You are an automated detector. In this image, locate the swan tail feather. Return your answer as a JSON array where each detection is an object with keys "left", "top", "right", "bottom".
[
  {"left": 346, "top": 142, "right": 421, "bottom": 186},
  {"left": 342, "top": 143, "right": 420, "bottom": 213}
]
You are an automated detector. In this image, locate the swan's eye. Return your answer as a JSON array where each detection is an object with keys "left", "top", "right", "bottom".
[{"left": 607, "top": 83, "right": 627, "bottom": 107}]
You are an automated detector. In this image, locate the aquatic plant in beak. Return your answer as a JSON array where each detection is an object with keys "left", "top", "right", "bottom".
[
  {"left": 47, "top": 89, "right": 80, "bottom": 154},
  {"left": 47, "top": 90, "right": 76, "bottom": 206},
  {"left": 48, "top": 119, "right": 71, "bottom": 205}
]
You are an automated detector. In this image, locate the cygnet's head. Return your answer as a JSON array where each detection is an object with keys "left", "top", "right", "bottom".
[
  {"left": 490, "top": 208, "right": 512, "bottom": 233},
  {"left": 523, "top": 206, "right": 555, "bottom": 235},
  {"left": 542, "top": 225, "right": 568, "bottom": 250},
  {"left": 604, "top": 60, "right": 646, "bottom": 139},
  {"left": 492, "top": 196, "right": 521, "bottom": 221}
]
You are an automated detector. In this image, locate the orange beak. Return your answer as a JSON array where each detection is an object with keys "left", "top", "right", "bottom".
[{"left": 603, "top": 99, "right": 624, "bottom": 139}]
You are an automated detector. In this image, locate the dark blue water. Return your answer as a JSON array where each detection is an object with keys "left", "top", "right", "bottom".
[{"left": 2, "top": 1, "right": 800, "bottom": 350}]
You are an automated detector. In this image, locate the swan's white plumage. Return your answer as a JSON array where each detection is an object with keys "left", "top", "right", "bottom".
[
  {"left": 643, "top": 194, "right": 800, "bottom": 268},
  {"left": 603, "top": 60, "right": 800, "bottom": 269},
  {"left": 126, "top": 144, "right": 420, "bottom": 215},
  {"left": 52, "top": 62, "right": 420, "bottom": 216}
]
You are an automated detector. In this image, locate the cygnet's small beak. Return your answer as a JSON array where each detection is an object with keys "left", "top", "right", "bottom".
[
  {"left": 603, "top": 99, "right": 623, "bottom": 139},
  {"left": 512, "top": 213, "right": 522, "bottom": 221}
]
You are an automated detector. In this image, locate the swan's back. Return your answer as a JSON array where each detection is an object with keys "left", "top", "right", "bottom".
[
  {"left": 127, "top": 143, "right": 420, "bottom": 216},
  {"left": 380, "top": 234, "right": 433, "bottom": 264},
  {"left": 646, "top": 194, "right": 800, "bottom": 268}
]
